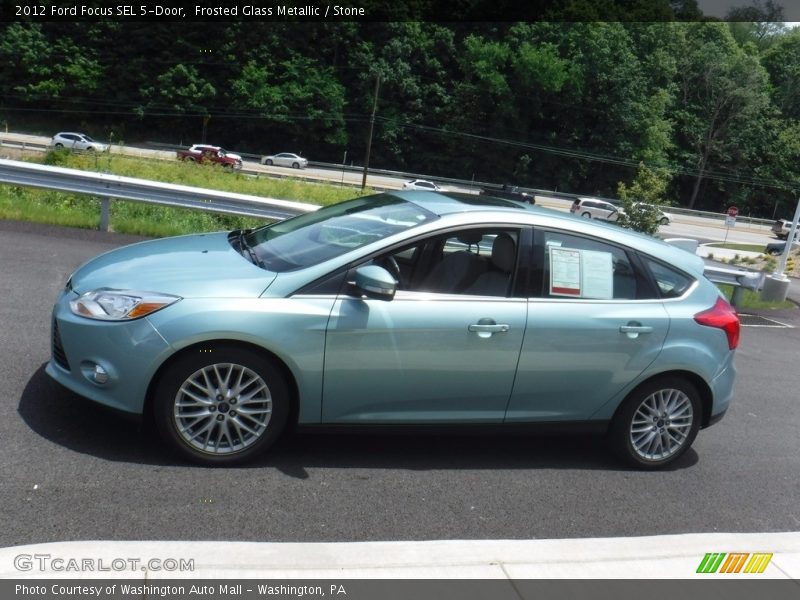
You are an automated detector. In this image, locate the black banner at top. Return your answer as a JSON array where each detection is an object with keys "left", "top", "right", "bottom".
[{"left": 4, "top": 0, "right": 800, "bottom": 23}]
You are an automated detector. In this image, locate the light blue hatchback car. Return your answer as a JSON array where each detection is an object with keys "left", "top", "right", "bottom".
[{"left": 47, "top": 192, "right": 739, "bottom": 468}]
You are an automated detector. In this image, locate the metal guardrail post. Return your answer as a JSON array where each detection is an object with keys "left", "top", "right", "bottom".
[
  {"left": 730, "top": 286, "right": 746, "bottom": 309},
  {"left": 99, "top": 197, "right": 110, "bottom": 231}
]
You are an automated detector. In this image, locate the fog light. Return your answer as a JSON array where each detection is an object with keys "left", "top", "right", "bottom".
[
  {"left": 81, "top": 361, "right": 111, "bottom": 385},
  {"left": 92, "top": 364, "right": 108, "bottom": 384}
]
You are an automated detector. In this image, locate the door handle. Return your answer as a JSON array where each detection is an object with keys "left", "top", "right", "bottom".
[
  {"left": 619, "top": 323, "right": 653, "bottom": 338},
  {"left": 469, "top": 319, "right": 510, "bottom": 338},
  {"left": 469, "top": 323, "right": 510, "bottom": 333}
]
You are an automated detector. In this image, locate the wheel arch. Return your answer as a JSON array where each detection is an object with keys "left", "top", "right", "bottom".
[
  {"left": 143, "top": 339, "right": 301, "bottom": 428},
  {"left": 610, "top": 370, "right": 713, "bottom": 429}
]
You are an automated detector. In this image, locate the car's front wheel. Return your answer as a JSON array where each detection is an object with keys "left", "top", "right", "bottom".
[
  {"left": 609, "top": 376, "right": 701, "bottom": 469},
  {"left": 581, "top": 212, "right": 592, "bottom": 219},
  {"left": 292, "top": 162, "right": 299, "bottom": 169},
  {"left": 154, "top": 346, "right": 289, "bottom": 466},
  {"left": 265, "top": 159, "right": 273, "bottom": 166}
]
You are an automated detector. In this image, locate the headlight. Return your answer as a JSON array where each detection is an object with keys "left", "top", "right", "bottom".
[{"left": 69, "top": 289, "right": 180, "bottom": 321}]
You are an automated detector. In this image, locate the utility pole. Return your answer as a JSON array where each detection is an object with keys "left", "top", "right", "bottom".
[{"left": 361, "top": 74, "right": 380, "bottom": 191}]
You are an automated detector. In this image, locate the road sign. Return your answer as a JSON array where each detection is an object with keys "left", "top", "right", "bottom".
[{"left": 727, "top": 206, "right": 738, "bottom": 217}]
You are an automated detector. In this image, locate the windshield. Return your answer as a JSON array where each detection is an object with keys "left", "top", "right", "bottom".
[{"left": 243, "top": 194, "right": 437, "bottom": 272}]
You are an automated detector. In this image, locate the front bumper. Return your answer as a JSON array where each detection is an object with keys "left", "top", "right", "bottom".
[{"left": 46, "top": 288, "right": 173, "bottom": 415}]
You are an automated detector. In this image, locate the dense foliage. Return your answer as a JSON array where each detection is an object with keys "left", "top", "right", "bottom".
[{"left": 2, "top": 9, "right": 800, "bottom": 218}]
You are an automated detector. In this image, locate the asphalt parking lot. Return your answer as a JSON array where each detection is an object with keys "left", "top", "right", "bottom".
[{"left": 1, "top": 219, "right": 798, "bottom": 548}]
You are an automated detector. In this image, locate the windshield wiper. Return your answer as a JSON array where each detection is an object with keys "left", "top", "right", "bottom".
[{"left": 233, "top": 229, "right": 265, "bottom": 268}]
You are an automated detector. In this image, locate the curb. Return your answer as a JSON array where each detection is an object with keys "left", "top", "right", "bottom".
[{"left": 2, "top": 532, "right": 799, "bottom": 580}]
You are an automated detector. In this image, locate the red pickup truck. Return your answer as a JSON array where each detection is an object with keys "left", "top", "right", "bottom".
[{"left": 176, "top": 144, "right": 242, "bottom": 169}]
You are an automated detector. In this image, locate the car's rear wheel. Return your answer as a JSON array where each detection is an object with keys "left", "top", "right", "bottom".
[
  {"left": 154, "top": 346, "right": 289, "bottom": 466},
  {"left": 609, "top": 376, "right": 701, "bottom": 469}
]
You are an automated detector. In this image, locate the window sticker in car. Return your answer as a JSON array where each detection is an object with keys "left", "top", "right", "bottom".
[
  {"left": 549, "top": 248, "right": 614, "bottom": 299},
  {"left": 550, "top": 247, "right": 581, "bottom": 296},
  {"left": 581, "top": 250, "right": 614, "bottom": 299}
]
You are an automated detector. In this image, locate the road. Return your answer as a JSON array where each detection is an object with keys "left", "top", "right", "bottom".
[
  {"left": 0, "top": 132, "right": 782, "bottom": 244},
  {"left": 0, "top": 219, "right": 798, "bottom": 548}
]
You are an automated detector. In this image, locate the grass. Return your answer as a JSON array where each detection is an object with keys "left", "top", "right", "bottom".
[
  {"left": 717, "top": 284, "right": 796, "bottom": 310},
  {"left": 706, "top": 242, "right": 765, "bottom": 252},
  {"left": 0, "top": 150, "right": 372, "bottom": 236}
]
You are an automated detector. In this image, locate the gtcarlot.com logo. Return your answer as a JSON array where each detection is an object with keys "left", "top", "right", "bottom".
[
  {"left": 696, "top": 552, "right": 773, "bottom": 574},
  {"left": 14, "top": 553, "right": 195, "bottom": 573}
]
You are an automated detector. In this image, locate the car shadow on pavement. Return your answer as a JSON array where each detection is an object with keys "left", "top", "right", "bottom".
[
  {"left": 19, "top": 364, "right": 699, "bottom": 473},
  {"left": 18, "top": 364, "right": 172, "bottom": 466}
]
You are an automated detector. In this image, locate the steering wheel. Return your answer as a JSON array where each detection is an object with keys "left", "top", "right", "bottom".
[{"left": 381, "top": 256, "right": 403, "bottom": 287}]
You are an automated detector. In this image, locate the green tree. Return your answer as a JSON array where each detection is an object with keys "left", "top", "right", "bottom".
[
  {"left": 617, "top": 164, "right": 673, "bottom": 235},
  {"left": 671, "top": 22, "right": 772, "bottom": 209}
]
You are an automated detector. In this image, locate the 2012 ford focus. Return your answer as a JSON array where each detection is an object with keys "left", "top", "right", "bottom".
[{"left": 47, "top": 192, "right": 738, "bottom": 468}]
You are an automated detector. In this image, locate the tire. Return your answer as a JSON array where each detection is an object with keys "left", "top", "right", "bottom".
[
  {"left": 154, "top": 345, "right": 290, "bottom": 466},
  {"left": 265, "top": 159, "right": 273, "bottom": 166},
  {"left": 608, "top": 376, "right": 701, "bottom": 469},
  {"left": 292, "top": 162, "right": 299, "bottom": 169},
  {"left": 581, "top": 212, "right": 592, "bottom": 219},
  {"left": 659, "top": 217, "right": 669, "bottom": 226},
  {"left": 55, "top": 143, "right": 64, "bottom": 149}
]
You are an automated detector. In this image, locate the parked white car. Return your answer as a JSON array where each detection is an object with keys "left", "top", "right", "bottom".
[
  {"left": 261, "top": 153, "right": 308, "bottom": 169},
  {"left": 570, "top": 197, "right": 621, "bottom": 221},
  {"left": 634, "top": 203, "right": 673, "bottom": 226},
  {"left": 49, "top": 132, "right": 108, "bottom": 152},
  {"left": 402, "top": 179, "right": 442, "bottom": 191}
]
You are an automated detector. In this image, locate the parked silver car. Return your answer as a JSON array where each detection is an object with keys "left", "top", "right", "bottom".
[
  {"left": 49, "top": 132, "right": 109, "bottom": 152},
  {"left": 261, "top": 153, "right": 308, "bottom": 168},
  {"left": 48, "top": 191, "right": 739, "bottom": 468}
]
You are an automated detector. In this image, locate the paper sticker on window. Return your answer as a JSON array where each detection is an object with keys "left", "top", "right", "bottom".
[
  {"left": 550, "top": 248, "right": 582, "bottom": 296},
  {"left": 549, "top": 247, "right": 614, "bottom": 299},
  {"left": 581, "top": 250, "right": 613, "bottom": 299}
]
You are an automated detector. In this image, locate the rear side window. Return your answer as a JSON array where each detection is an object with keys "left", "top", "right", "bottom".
[
  {"left": 643, "top": 258, "right": 694, "bottom": 299},
  {"left": 540, "top": 231, "right": 640, "bottom": 299}
]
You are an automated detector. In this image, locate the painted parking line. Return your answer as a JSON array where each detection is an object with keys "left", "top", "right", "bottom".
[{"left": 738, "top": 314, "right": 794, "bottom": 328}]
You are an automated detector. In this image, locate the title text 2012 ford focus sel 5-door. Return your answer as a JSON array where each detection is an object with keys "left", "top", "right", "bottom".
[{"left": 47, "top": 192, "right": 738, "bottom": 468}]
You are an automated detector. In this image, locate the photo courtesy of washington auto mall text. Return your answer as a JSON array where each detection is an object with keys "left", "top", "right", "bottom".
[{"left": 12, "top": 582, "right": 349, "bottom": 599}]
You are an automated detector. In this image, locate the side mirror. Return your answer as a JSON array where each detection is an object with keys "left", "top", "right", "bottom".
[{"left": 349, "top": 265, "right": 397, "bottom": 301}]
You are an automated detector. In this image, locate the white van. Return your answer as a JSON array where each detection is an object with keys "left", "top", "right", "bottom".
[{"left": 570, "top": 197, "right": 622, "bottom": 221}]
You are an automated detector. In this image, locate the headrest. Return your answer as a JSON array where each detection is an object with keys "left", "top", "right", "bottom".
[
  {"left": 457, "top": 231, "right": 483, "bottom": 245},
  {"left": 491, "top": 233, "right": 516, "bottom": 272}
]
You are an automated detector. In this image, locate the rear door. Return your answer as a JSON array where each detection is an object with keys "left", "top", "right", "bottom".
[{"left": 505, "top": 229, "right": 670, "bottom": 422}]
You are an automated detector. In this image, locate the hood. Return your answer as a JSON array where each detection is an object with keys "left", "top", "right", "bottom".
[
  {"left": 69, "top": 232, "right": 276, "bottom": 298},
  {"left": 226, "top": 152, "right": 242, "bottom": 161}
]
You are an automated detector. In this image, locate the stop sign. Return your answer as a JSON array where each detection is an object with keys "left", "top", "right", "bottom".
[{"left": 727, "top": 206, "right": 738, "bottom": 217}]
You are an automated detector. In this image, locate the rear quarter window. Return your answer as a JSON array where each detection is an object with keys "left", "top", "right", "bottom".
[{"left": 643, "top": 257, "right": 694, "bottom": 299}]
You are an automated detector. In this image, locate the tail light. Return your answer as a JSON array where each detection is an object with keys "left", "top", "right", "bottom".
[{"left": 694, "top": 297, "right": 740, "bottom": 350}]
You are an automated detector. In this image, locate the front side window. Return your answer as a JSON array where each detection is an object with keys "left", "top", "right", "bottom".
[
  {"left": 365, "top": 228, "right": 521, "bottom": 297},
  {"left": 244, "top": 195, "right": 437, "bottom": 272}
]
